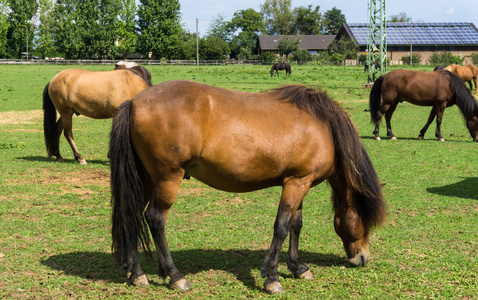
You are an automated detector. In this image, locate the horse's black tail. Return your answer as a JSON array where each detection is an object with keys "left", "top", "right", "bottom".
[
  {"left": 42, "top": 82, "right": 59, "bottom": 158},
  {"left": 110, "top": 100, "right": 152, "bottom": 274},
  {"left": 448, "top": 71, "right": 478, "bottom": 120},
  {"left": 369, "top": 75, "right": 384, "bottom": 123}
]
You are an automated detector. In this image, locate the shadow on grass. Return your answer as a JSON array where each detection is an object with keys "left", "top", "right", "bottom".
[
  {"left": 427, "top": 177, "right": 478, "bottom": 200},
  {"left": 41, "top": 249, "right": 348, "bottom": 290},
  {"left": 17, "top": 155, "right": 109, "bottom": 166}
]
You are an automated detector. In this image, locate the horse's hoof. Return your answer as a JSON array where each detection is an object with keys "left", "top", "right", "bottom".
[
  {"left": 295, "top": 269, "right": 314, "bottom": 279},
  {"left": 390, "top": 136, "right": 397, "bottom": 140},
  {"left": 264, "top": 281, "right": 285, "bottom": 294},
  {"left": 78, "top": 158, "right": 87, "bottom": 165},
  {"left": 374, "top": 136, "right": 381, "bottom": 141},
  {"left": 417, "top": 136, "right": 424, "bottom": 140},
  {"left": 438, "top": 138, "right": 445, "bottom": 142},
  {"left": 56, "top": 157, "right": 64, "bottom": 162},
  {"left": 169, "top": 278, "right": 191, "bottom": 291},
  {"left": 131, "top": 274, "right": 149, "bottom": 286}
]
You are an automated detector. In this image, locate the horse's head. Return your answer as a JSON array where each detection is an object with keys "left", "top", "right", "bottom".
[
  {"left": 332, "top": 183, "right": 386, "bottom": 267},
  {"left": 466, "top": 114, "right": 478, "bottom": 142}
]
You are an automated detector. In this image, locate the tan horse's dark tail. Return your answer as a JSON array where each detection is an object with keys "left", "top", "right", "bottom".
[
  {"left": 109, "top": 100, "right": 152, "bottom": 274},
  {"left": 42, "top": 82, "right": 59, "bottom": 158},
  {"left": 369, "top": 75, "right": 384, "bottom": 123}
]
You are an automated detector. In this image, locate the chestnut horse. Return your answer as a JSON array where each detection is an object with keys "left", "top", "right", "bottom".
[
  {"left": 370, "top": 69, "right": 478, "bottom": 141},
  {"left": 445, "top": 64, "right": 478, "bottom": 95},
  {"left": 109, "top": 80, "right": 386, "bottom": 294},
  {"left": 43, "top": 67, "right": 152, "bottom": 165},
  {"left": 270, "top": 62, "right": 291, "bottom": 77}
]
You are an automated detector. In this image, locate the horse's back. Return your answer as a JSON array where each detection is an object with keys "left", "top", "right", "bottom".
[
  {"left": 129, "top": 80, "right": 335, "bottom": 192},
  {"left": 381, "top": 69, "right": 452, "bottom": 105},
  {"left": 49, "top": 69, "right": 150, "bottom": 118}
]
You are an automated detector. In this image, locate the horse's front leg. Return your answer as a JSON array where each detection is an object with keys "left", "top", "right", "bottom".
[
  {"left": 385, "top": 103, "right": 398, "bottom": 140},
  {"left": 287, "top": 203, "right": 313, "bottom": 280},
  {"left": 261, "top": 183, "right": 309, "bottom": 294}
]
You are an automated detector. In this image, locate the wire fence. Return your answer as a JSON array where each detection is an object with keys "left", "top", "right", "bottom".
[{"left": 0, "top": 59, "right": 263, "bottom": 66}]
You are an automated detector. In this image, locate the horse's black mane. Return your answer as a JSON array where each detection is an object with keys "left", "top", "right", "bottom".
[
  {"left": 446, "top": 70, "right": 478, "bottom": 119},
  {"left": 274, "top": 85, "right": 386, "bottom": 229}
]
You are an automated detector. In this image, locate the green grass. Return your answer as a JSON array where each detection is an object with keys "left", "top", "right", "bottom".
[{"left": 1, "top": 64, "right": 477, "bottom": 299}]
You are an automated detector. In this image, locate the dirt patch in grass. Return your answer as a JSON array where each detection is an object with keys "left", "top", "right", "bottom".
[{"left": 0, "top": 110, "right": 43, "bottom": 125}]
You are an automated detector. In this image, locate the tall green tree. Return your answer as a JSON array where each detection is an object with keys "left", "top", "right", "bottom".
[
  {"left": 322, "top": 7, "right": 346, "bottom": 35},
  {"left": 260, "top": 0, "right": 293, "bottom": 35},
  {"left": 51, "top": 0, "right": 82, "bottom": 58},
  {"left": 276, "top": 35, "right": 299, "bottom": 57},
  {"left": 207, "top": 14, "right": 231, "bottom": 41},
  {"left": 35, "top": 0, "right": 56, "bottom": 58},
  {"left": 0, "top": 0, "right": 10, "bottom": 57},
  {"left": 228, "top": 9, "right": 264, "bottom": 59},
  {"left": 117, "top": 0, "right": 138, "bottom": 56},
  {"left": 291, "top": 5, "right": 322, "bottom": 35},
  {"left": 137, "top": 0, "right": 182, "bottom": 59},
  {"left": 93, "top": 0, "right": 121, "bottom": 58},
  {"left": 6, "top": 0, "right": 38, "bottom": 58}
]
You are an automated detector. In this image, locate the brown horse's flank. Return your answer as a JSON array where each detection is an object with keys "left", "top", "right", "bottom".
[{"left": 109, "top": 81, "right": 386, "bottom": 293}]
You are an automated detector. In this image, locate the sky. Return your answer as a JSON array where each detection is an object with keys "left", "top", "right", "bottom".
[{"left": 178, "top": 0, "right": 478, "bottom": 35}]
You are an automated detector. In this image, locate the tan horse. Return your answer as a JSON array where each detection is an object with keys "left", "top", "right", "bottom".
[
  {"left": 43, "top": 67, "right": 152, "bottom": 165},
  {"left": 445, "top": 64, "right": 478, "bottom": 95},
  {"left": 109, "top": 80, "right": 386, "bottom": 294}
]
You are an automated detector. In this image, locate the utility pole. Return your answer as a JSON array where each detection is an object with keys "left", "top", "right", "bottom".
[
  {"left": 196, "top": 18, "right": 199, "bottom": 66},
  {"left": 366, "top": 0, "right": 387, "bottom": 82}
]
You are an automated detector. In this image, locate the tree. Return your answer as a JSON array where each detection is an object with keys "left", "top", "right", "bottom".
[
  {"left": 291, "top": 5, "right": 322, "bottom": 35},
  {"left": 276, "top": 36, "right": 299, "bottom": 57},
  {"left": 388, "top": 12, "right": 412, "bottom": 23},
  {"left": 117, "top": 0, "right": 138, "bottom": 56},
  {"left": 0, "top": 0, "right": 10, "bottom": 57},
  {"left": 201, "top": 36, "right": 230, "bottom": 60},
  {"left": 207, "top": 14, "right": 232, "bottom": 41},
  {"left": 260, "top": 0, "right": 293, "bottom": 35},
  {"left": 228, "top": 9, "right": 264, "bottom": 59},
  {"left": 35, "top": 0, "right": 56, "bottom": 58},
  {"left": 6, "top": 0, "right": 38, "bottom": 58},
  {"left": 137, "top": 0, "right": 182, "bottom": 59},
  {"left": 51, "top": 0, "right": 83, "bottom": 58},
  {"left": 329, "top": 37, "right": 358, "bottom": 59},
  {"left": 322, "top": 7, "right": 346, "bottom": 35}
]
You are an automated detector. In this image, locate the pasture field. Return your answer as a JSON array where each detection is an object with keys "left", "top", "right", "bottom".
[{"left": 1, "top": 64, "right": 477, "bottom": 299}]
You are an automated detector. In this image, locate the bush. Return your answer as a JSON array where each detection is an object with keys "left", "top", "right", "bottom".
[
  {"left": 291, "top": 49, "right": 312, "bottom": 64},
  {"left": 469, "top": 53, "right": 478, "bottom": 65},
  {"left": 401, "top": 54, "right": 421, "bottom": 65},
  {"left": 428, "top": 52, "right": 464, "bottom": 65},
  {"left": 261, "top": 52, "right": 275, "bottom": 64}
]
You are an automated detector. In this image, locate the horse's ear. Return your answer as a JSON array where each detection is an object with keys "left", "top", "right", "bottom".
[{"left": 380, "top": 183, "right": 386, "bottom": 188}]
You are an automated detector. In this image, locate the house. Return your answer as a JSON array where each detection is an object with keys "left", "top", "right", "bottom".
[
  {"left": 336, "top": 22, "right": 478, "bottom": 65},
  {"left": 256, "top": 35, "right": 336, "bottom": 56}
]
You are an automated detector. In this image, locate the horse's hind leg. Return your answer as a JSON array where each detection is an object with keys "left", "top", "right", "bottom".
[
  {"left": 385, "top": 103, "right": 398, "bottom": 140},
  {"left": 287, "top": 203, "right": 313, "bottom": 280},
  {"left": 145, "top": 177, "right": 190, "bottom": 290},
  {"left": 434, "top": 105, "right": 446, "bottom": 141},
  {"left": 62, "top": 114, "right": 87, "bottom": 165},
  {"left": 418, "top": 107, "right": 437, "bottom": 140}
]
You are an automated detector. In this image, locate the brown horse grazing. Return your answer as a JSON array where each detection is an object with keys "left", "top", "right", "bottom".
[
  {"left": 370, "top": 69, "right": 478, "bottom": 142},
  {"left": 445, "top": 64, "right": 478, "bottom": 95},
  {"left": 43, "top": 68, "right": 152, "bottom": 165},
  {"left": 109, "top": 80, "right": 387, "bottom": 294},
  {"left": 270, "top": 62, "right": 291, "bottom": 77}
]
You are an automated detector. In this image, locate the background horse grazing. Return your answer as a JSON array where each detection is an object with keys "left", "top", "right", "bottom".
[
  {"left": 270, "top": 62, "right": 291, "bottom": 77},
  {"left": 109, "top": 80, "right": 386, "bottom": 294},
  {"left": 369, "top": 69, "right": 478, "bottom": 141},
  {"left": 364, "top": 61, "right": 381, "bottom": 82},
  {"left": 445, "top": 64, "right": 478, "bottom": 95},
  {"left": 43, "top": 67, "right": 152, "bottom": 165}
]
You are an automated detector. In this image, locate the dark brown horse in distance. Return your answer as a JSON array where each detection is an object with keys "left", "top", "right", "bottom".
[
  {"left": 43, "top": 65, "right": 152, "bottom": 165},
  {"left": 109, "top": 80, "right": 386, "bottom": 294},
  {"left": 270, "top": 62, "right": 291, "bottom": 77},
  {"left": 369, "top": 69, "right": 478, "bottom": 141}
]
